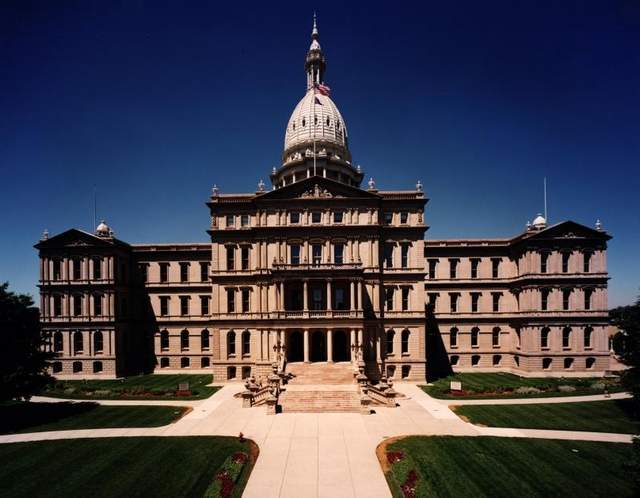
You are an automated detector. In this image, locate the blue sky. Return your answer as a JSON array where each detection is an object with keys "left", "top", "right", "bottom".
[{"left": 1, "top": 1, "right": 639, "bottom": 306}]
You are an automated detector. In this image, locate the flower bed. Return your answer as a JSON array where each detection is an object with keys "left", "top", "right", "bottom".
[
  {"left": 385, "top": 449, "right": 422, "bottom": 498},
  {"left": 203, "top": 451, "right": 249, "bottom": 498}
]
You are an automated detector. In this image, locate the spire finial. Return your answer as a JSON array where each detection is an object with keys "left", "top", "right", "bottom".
[{"left": 312, "top": 12, "right": 318, "bottom": 38}]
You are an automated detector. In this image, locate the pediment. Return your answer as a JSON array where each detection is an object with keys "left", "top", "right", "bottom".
[
  {"left": 525, "top": 221, "right": 611, "bottom": 242},
  {"left": 256, "top": 176, "right": 379, "bottom": 201},
  {"left": 34, "top": 228, "right": 129, "bottom": 249}
]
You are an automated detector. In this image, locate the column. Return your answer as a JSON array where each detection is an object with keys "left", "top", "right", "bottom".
[
  {"left": 350, "top": 281, "right": 355, "bottom": 311},
  {"left": 326, "top": 280, "right": 332, "bottom": 311},
  {"left": 303, "top": 280, "right": 309, "bottom": 311},
  {"left": 375, "top": 327, "right": 382, "bottom": 362},
  {"left": 280, "top": 281, "right": 285, "bottom": 311},
  {"left": 350, "top": 329, "right": 356, "bottom": 361},
  {"left": 303, "top": 329, "right": 310, "bottom": 363},
  {"left": 358, "top": 328, "right": 364, "bottom": 360},
  {"left": 327, "top": 329, "right": 333, "bottom": 362},
  {"left": 358, "top": 281, "right": 363, "bottom": 310}
]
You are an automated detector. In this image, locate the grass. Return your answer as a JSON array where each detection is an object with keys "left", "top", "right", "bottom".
[
  {"left": 421, "top": 372, "right": 624, "bottom": 399},
  {"left": 455, "top": 399, "right": 639, "bottom": 434},
  {"left": 43, "top": 374, "right": 219, "bottom": 400},
  {"left": 381, "top": 436, "right": 635, "bottom": 498},
  {"left": 0, "top": 401, "right": 187, "bottom": 434},
  {"left": 0, "top": 436, "right": 256, "bottom": 498}
]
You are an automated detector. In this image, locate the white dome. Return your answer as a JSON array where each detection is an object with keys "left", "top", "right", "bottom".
[
  {"left": 284, "top": 89, "right": 348, "bottom": 154},
  {"left": 532, "top": 214, "right": 547, "bottom": 228},
  {"left": 95, "top": 220, "right": 112, "bottom": 236}
]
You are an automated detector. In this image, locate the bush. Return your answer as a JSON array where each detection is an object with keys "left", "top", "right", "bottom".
[
  {"left": 558, "top": 385, "right": 577, "bottom": 393},
  {"left": 127, "top": 386, "right": 147, "bottom": 396},
  {"left": 514, "top": 386, "right": 542, "bottom": 395},
  {"left": 149, "top": 388, "right": 166, "bottom": 396},
  {"left": 94, "top": 390, "right": 112, "bottom": 397},
  {"left": 591, "top": 382, "right": 606, "bottom": 391},
  {"left": 63, "top": 387, "right": 76, "bottom": 395}
]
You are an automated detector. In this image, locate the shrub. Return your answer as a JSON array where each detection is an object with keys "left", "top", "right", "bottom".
[
  {"left": 558, "top": 385, "right": 577, "bottom": 393},
  {"left": 149, "top": 388, "right": 166, "bottom": 396},
  {"left": 128, "top": 386, "right": 147, "bottom": 396},
  {"left": 514, "top": 386, "right": 542, "bottom": 395},
  {"left": 63, "top": 387, "right": 76, "bottom": 395},
  {"left": 94, "top": 389, "right": 112, "bottom": 397},
  {"left": 590, "top": 382, "right": 606, "bottom": 391}
]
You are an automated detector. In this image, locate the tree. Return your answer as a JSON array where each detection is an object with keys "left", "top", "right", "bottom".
[
  {"left": 0, "top": 282, "right": 54, "bottom": 401},
  {"left": 610, "top": 296, "right": 640, "bottom": 409}
]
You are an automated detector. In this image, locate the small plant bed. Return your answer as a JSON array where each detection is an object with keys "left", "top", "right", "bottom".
[
  {"left": 421, "top": 373, "right": 624, "bottom": 399},
  {"left": 379, "top": 436, "right": 634, "bottom": 498},
  {"left": 0, "top": 401, "right": 187, "bottom": 434},
  {"left": 42, "top": 374, "right": 219, "bottom": 400},
  {"left": 0, "top": 436, "right": 258, "bottom": 498},
  {"left": 454, "top": 399, "right": 639, "bottom": 434},
  {"left": 203, "top": 450, "right": 250, "bottom": 498}
]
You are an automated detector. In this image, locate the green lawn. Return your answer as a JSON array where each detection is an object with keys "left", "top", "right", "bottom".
[
  {"left": 455, "top": 399, "right": 639, "bottom": 434},
  {"left": 383, "top": 436, "right": 634, "bottom": 498},
  {"left": 0, "top": 436, "right": 255, "bottom": 498},
  {"left": 421, "top": 373, "right": 624, "bottom": 399},
  {"left": 43, "top": 374, "right": 219, "bottom": 400},
  {"left": 0, "top": 402, "right": 187, "bottom": 434}
]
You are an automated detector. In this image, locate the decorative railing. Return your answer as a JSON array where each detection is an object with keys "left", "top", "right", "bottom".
[{"left": 272, "top": 262, "right": 363, "bottom": 271}]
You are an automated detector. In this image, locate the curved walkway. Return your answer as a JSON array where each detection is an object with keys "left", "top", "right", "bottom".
[{"left": 1, "top": 384, "right": 634, "bottom": 498}]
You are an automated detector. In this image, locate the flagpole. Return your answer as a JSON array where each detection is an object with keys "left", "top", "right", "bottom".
[{"left": 313, "top": 84, "right": 317, "bottom": 176}]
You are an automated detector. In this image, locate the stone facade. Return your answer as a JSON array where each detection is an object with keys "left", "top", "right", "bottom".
[{"left": 35, "top": 19, "right": 612, "bottom": 381}]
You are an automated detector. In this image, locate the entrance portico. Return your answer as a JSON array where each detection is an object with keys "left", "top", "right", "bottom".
[{"left": 286, "top": 328, "right": 359, "bottom": 363}]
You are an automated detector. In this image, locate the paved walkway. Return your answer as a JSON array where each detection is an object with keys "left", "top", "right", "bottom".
[
  {"left": 435, "top": 391, "right": 631, "bottom": 406},
  {"left": 1, "top": 385, "right": 634, "bottom": 498}
]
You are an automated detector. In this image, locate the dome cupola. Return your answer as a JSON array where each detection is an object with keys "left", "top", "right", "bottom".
[{"left": 272, "top": 15, "right": 363, "bottom": 189}]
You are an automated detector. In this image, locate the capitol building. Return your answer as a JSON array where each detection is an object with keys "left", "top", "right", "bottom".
[{"left": 35, "top": 19, "right": 612, "bottom": 383}]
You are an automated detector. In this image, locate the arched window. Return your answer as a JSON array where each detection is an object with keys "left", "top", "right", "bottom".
[
  {"left": 73, "top": 331, "right": 83, "bottom": 355},
  {"left": 449, "top": 327, "right": 458, "bottom": 348},
  {"left": 492, "top": 327, "right": 500, "bottom": 347},
  {"left": 72, "top": 361, "right": 82, "bottom": 373},
  {"left": 541, "top": 327, "right": 550, "bottom": 349},
  {"left": 53, "top": 331, "right": 63, "bottom": 353},
  {"left": 180, "top": 357, "right": 190, "bottom": 368},
  {"left": 471, "top": 327, "right": 480, "bottom": 347},
  {"left": 93, "top": 331, "right": 103, "bottom": 353},
  {"left": 160, "top": 330, "right": 169, "bottom": 350},
  {"left": 181, "top": 330, "right": 189, "bottom": 350},
  {"left": 92, "top": 361, "right": 103, "bottom": 373},
  {"left": 201, "top": 329, "right": 210, "bottom": 350},
  {"left": 242, "top": 330, "right": 251, "bottom": 356},
  {"left": 401, "top": 329, "right": 410, "bottom": 354},
  {"left": 227, "top": 330, "right": 236, "bottom": 356},
  {"left": 584, "top": 326, "right": 593, "bottom": 348},
  {"left": 562, "top": 327, "right": 572, "bottom": 349},
  {"left": 386, "top": 330, "right": 395, "bottom": 354}
]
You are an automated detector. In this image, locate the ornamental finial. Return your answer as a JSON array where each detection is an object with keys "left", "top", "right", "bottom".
[
  {"left": 368, "top": 177, "right": 376, "bottom": 190},
  {"left": 257, "top": 179, "right": 266, "bottom": 193},
  {"left": 212, "top": 185, "right": 219, "bottom": 196},
  {"left": 595, "top": 219, "right": 603, "bottom": 231},
  {"left": 41, "top": 228, "right": 49, "bottom": 241},
  {"left": 416, "top": 180, "right": 423, "bottom": 192}
]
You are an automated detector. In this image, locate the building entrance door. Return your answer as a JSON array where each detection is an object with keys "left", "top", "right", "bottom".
[
  {"left": 332, "top": 330, "right": 349, "bottom": 362},
  {"left": 311, "top": 331, "right": 327, "bottom": 362},
  {"left": 288, "top": 331, "right": 304, "bottom": 362}
]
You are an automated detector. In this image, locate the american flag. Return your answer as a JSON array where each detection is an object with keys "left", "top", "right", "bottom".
[{"left": 315, "top": 83, "right": 331, "bottom": 96}]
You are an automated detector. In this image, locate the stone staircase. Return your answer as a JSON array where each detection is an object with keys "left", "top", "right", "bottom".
[{"left": 279, "top": 362, "right": 361, "bottom": 413}]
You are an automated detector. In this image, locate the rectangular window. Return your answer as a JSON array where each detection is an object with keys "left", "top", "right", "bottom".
[
  {"left": 94, "top": 295, "right": 102, "bottom": 316},
  {"left": 385, "top": 287, "right": 394, "bottom": 311},
  {"left": 312, "top": 288, "right": 323, "bottom": 310},
  {"left": 242, "top": 288, "right": 250, "bottom": 312},
  {"left": 73, "top": 259, "right": 82, "bottom": 280},
  {"left": 73, "top": 296, "right": 82, "bottom": 316},
  {"left": 290, "top": 212, "right": 300, "bottom": 224},
  {"left": 291, "top": 244, "right": 301, "bottom": 265},
  {"left": 53, "top": 259, "right": 62, "bottom": 280},
  {"left": 226, "top": 215, "right": 235, "bottom": 228},
  {"left": 312, "top": 244, "right": 322, "bottom": 266},
  {"left": 180, "top": 262, "right": 189, "bottom": 282},
  {"left": 470, "top": 259, "right": 479, "bottom": 279},
  {"left": 200, "top": 262, "right": 209, "bottom": 282},
  {"left": 449, "top": 259, "right": 458, "bottom": 279},
  {"left": 541, "top": 289, "right": 549, "bottom": 311},
  {"left": 384, "top": 243, "right": 394, "bottom": 268},
  {"left": 180, "top": 296, "right": 189, "bottom": 316},
  {"left": 334, "top": 243, "right": 344, "bottom": 265},
  {"left": 240, "top": 214, "right": 249, "bottom": 227},
  {"left": 227, "top": 288, "right": 235, "bottom": 312},
  {"left": 159, "top": 263, "right": 169, "bottom": 283},
  {"left": 428, "top": 259, "right": 438, "bottom": 279},
  {"left": 450, "top": 293, "right": 459, "bottom": 313},
  {"left": 471, "top": 293, "right": 480, "bottom": 313},
  {"left": 226, "top": 246, "right": 235, "bottom": 271},
  {"left": 562, "top": 289, "right": 571, "bottom": 310},
  {"left": 139, "top": 263, "right": 148, "bottom": 283},
  {"left": 241, "top": 246, "right": 250, "bottom": 270},
  {"left": 334, "top": 288, "right": 345, "bottom": 310},
  {"left": 200, "top": 295, "right": 210, "bottom": 315},
  {"left": 384, "top": 212, "right": 393, "bottom": 224},
  {"left": 92, "top": 258, "right": 102, "bottom": 280},
  {"left": 583, "top": 253, "right": 591, "bottom": 273},
  {"left": 428, "top": 293, "right": 438, "bottom": 310},
  {"left": 584, "top": 289, "right": 592, "bottom": 310},
  {"left": 160, "top": 296, "right": 169, "bottom": 316},
  {"left": 401, "top": 287, "right": 410, "bottom": 311},
  {"left": 400, "top": 212, "right": 408, "bottom": 224},
  {"left": 492, "top": 259, "right": 500, "bottom": 278},
  {"left": 333, "top": 211, "right": 344, "bottom": 223},
  {"left": 311, "top": 211, "right": 322, "bottom": 224},
  {"left": 53, "top": 296, "right": 62, "bottom": 316},
  {"left": 562, "top": 253, "right": 570, "bottom": 273},
  {"left": 401, "top": 244, "right": 409, "bottom": 268},
  {"left": 540, "top": 253, "right": 548, "bottom": 273},
  {"left": 492, "top": 293, "right": 501, "bottom": 312}
]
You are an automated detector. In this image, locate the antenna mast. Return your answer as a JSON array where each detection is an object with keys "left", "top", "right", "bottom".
[
  {"left": 543, "top": 177, "right": 547, "bottom": 221},
  {"left": 93, "top": 184, "right": 97, "bottom": 231}
]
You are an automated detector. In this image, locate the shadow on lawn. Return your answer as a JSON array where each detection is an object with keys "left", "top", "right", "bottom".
[{"left": 0, "top": 401, "right": 99, "bottom": 434}]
